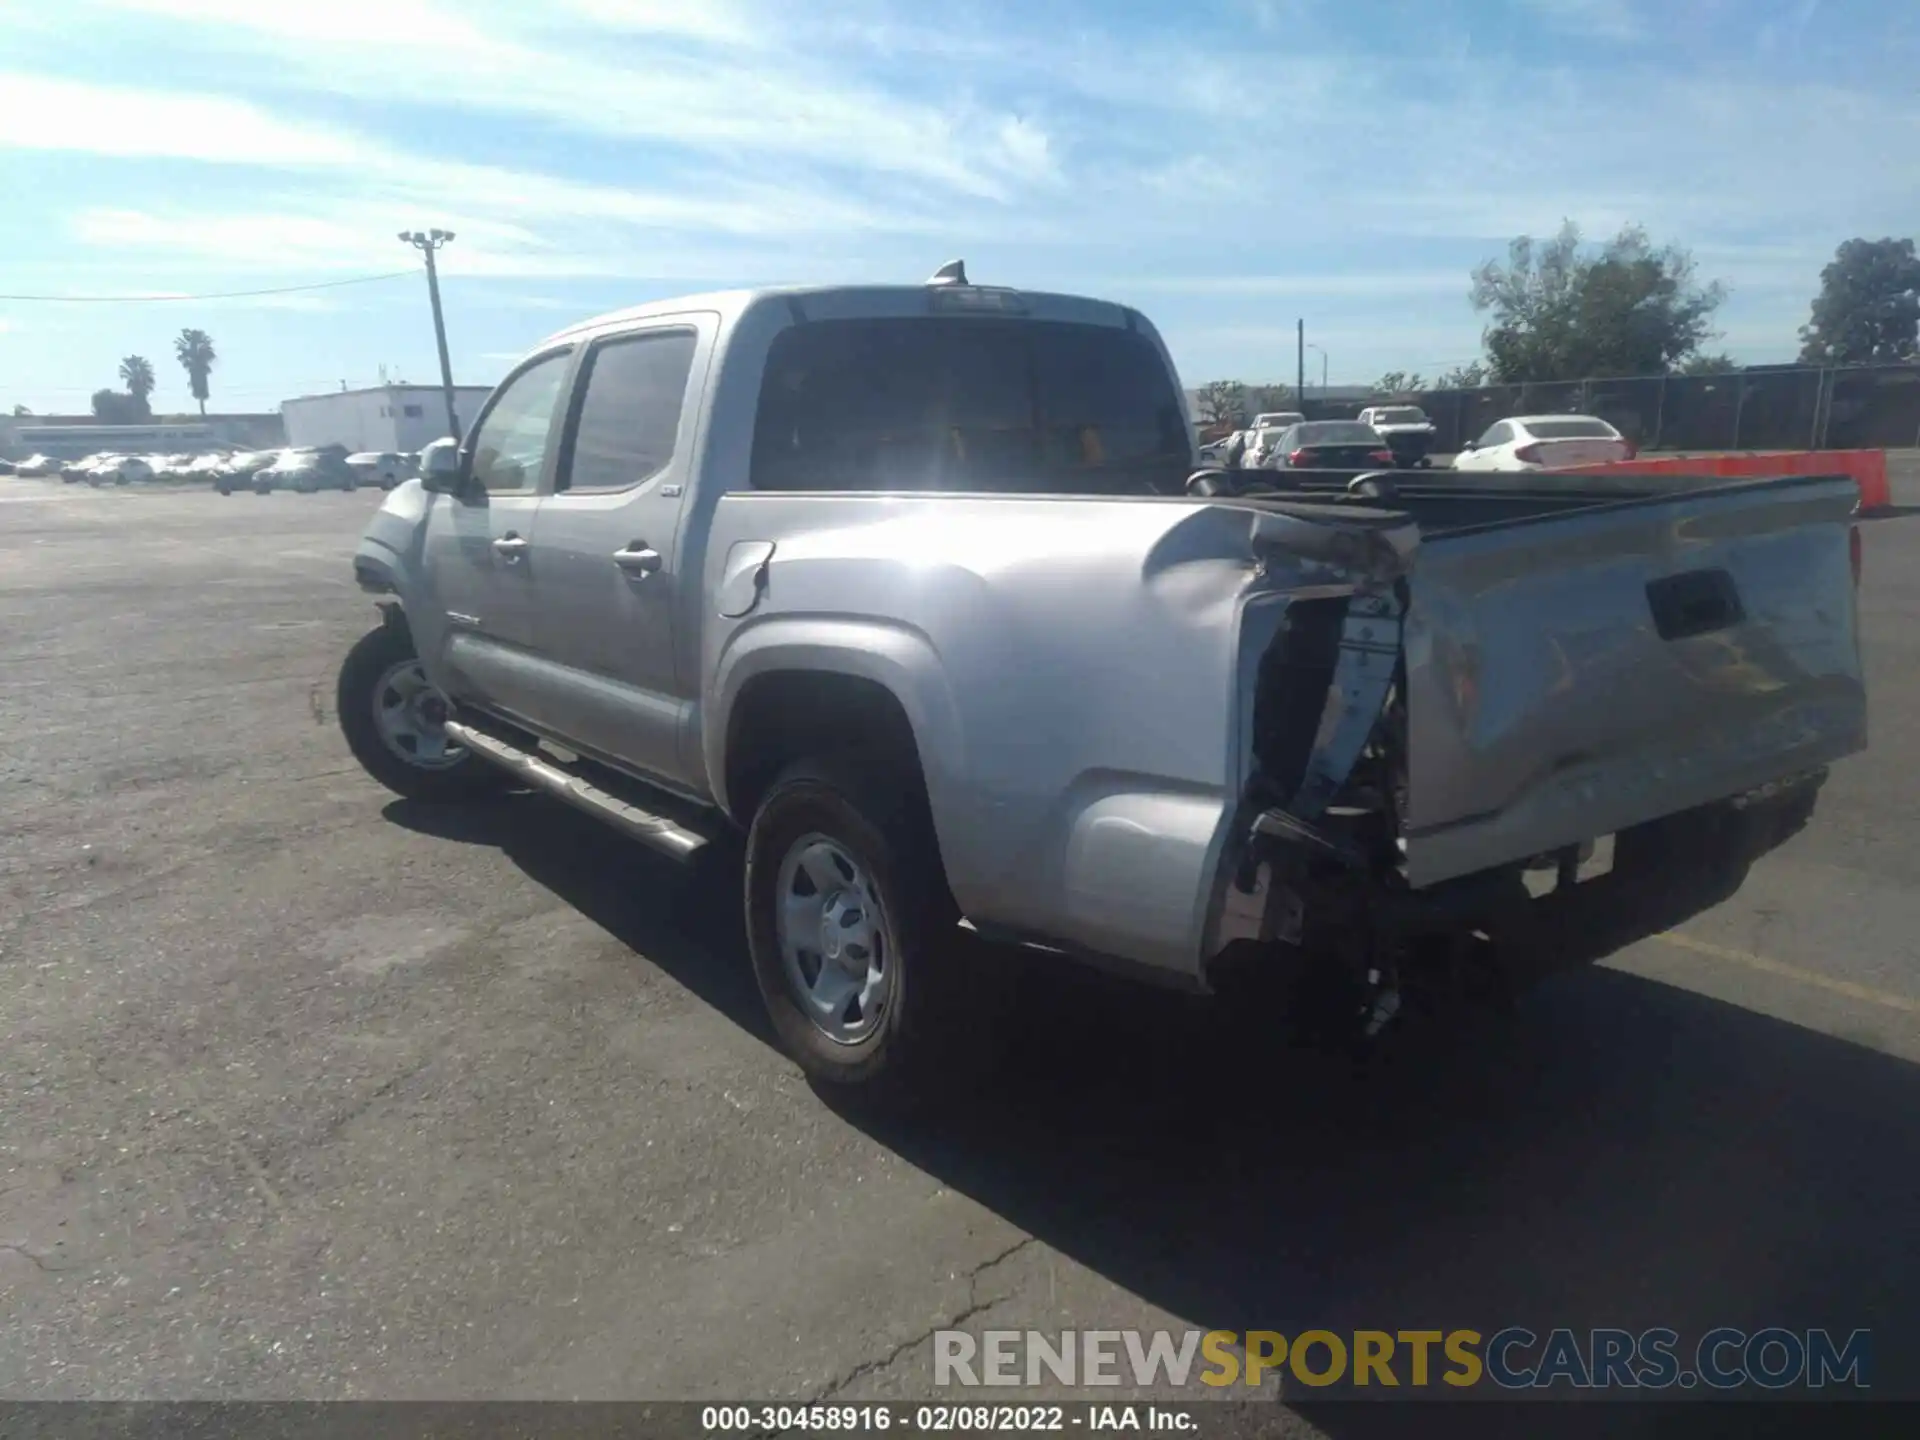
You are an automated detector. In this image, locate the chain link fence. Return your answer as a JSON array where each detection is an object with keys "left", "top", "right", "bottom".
[{"left": 1294, "top": 362, "right": 1920, "bottom": 454}]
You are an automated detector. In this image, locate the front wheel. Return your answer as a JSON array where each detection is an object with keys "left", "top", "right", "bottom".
[
  {"left": 336, "top": 621, "right": 500, "bottom": 802},
  {"left": 744, "top": 756, "right": 1009, "bottom": 1102}
]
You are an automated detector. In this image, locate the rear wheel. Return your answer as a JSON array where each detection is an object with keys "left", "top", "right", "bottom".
[
  {"left": 744, "top": 755, "right": 1008, "bottom": 1103},
  {"left": 337, "top": 621, "right": 499, "bottom": 802}
]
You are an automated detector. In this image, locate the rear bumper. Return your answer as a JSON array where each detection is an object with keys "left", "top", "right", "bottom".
[
  {"left": 1404, "top": 690, "right": 1862, "bottom": 891},
  {"left": 1485, "top": 770, "right": 1827, "bottom": 973}
]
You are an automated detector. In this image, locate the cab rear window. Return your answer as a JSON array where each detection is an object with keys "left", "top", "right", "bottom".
[{"left": 749, "top": 317, "right": 1190, "bottom": 494}]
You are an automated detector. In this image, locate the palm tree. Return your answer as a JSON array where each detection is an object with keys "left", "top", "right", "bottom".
[
  {"left": 175, "top": 329, "right": 217, "bottom": 416},
  {"left": 119, "top": 355, "right": 156, "bottom": 416}
]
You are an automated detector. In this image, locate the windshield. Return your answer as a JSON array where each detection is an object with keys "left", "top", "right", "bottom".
[
  {"left": 1526, "top": 418, "right": 1620, "bottom": 439},
  {"left": 1293, "top": 422, "right": 1382, "bottom": 444}
]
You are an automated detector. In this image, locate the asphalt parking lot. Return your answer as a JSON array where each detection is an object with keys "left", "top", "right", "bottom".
[{"left": 3, "top": 472, "right": 1918, "bottom": 1425}]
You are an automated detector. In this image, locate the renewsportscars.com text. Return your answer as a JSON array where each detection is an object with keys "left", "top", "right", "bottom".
[{"left": 934, "top": 1328, "right": 1871, "bottom": 1391}]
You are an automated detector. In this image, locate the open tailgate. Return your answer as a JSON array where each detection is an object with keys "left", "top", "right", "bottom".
[{"left": 1400, "top": 474, "right": 1866, "bottom": 888}]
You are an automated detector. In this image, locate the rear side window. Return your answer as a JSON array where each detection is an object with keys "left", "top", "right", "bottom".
[
  {"left": 561, "top": 329, "right": 698, "bottom": 492},
  {"left": 1478, "top": 421, "right": 1514, "bottom": 447},
  {"left": 749, "top": 318, "right": 1190, "bottom": 494}
]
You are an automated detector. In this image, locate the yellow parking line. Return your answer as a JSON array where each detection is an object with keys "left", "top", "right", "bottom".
[{"left": 1656, "top": 931, "right": 1920, "bottom": 1017}]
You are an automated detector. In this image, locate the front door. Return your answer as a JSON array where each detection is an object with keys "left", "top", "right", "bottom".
[
  {"left": 418, "top": 348, "right": 572, "bottom": 721},
  {"left": 523, "top": 320, "right": 709, "bottom": 788}
]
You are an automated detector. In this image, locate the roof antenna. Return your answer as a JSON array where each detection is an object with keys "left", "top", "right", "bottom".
[{"left": 926, "top": 259, "right": 969, "bottom": 287}]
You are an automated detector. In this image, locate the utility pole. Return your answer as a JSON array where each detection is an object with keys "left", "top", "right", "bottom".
[
  {"left": 1297, "top": 319, "right": 1306, "bottom": 407},
  {"left": 399, "top": 229, "right": 461, "bottom": 441}
]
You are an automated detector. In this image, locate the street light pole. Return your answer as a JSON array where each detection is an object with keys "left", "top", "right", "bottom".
[
  {"left": 1296, "top": 319, "right": 1305, "bottom": 409},
  {"left": 399, "top": 229, "right": 461, "bottom": 442},
  {"left": 1307, "top": 343, "right": 1328, "bottom": 393}
]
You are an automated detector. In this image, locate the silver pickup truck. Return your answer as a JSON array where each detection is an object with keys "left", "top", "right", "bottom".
[{"left": 339, "top": 264, "right": 1867, "bottom": 1097}]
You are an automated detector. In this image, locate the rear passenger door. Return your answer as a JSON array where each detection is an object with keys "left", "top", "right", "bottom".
[{"left": 524, "top": 318, "right": 711, "bottom": 788}]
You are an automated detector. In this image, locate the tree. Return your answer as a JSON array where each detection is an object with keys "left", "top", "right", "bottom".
[
  {"left": 91, "top": 388, "right": 146, "bottom": 424},
  {"left": 175, "top": 328, "right": 218, "bottom": 415},
  {"left": 1798, "top": 238, "right": 1920, "bottom": 365},
  {"left": 1248, "top": 383, "right": 1296, "bottom": 413},
  {"left": 117, "top": 355, "right": 156, "bottom": 418},
  {"left": 1372, "top": 371, "right": 1428, "bottom": 395},
  {"left": 1434, "top": 361, "right": 1487, "bottom": 389},
  {"left": 1677, "top": 352, "right": 1739, "bottom": 376},
  {"left": 1470, "top": 221, "right": 1726, "bottom": 382},
  {"left": 1196, "top": 379, "right": 1248, "bottom": 425},
  {"left": 10, "top": 404, "right": 30, "bottom": 416}
]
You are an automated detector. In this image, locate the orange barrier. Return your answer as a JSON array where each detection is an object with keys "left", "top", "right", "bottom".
[{"left": 1571, "top": 449, "right": 1891, "bottom": 511}]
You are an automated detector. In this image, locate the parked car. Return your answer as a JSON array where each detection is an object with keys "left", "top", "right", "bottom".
[
  {"left": 334, "top": 265, "right": 1864, "bottom": 1102},
  {"left": 185, "top": 452, "right": 232, "bottom": 481},
  {"left": 1244, "top": 427, "right": 1287, "bottom": 468},
  {"left": 14, "top": 453, "right": 61, "bottom": 477},
  {"left": 69, "top": 453, "right": 114, "bottom": 484},
  {"left": 216, "top": 450, "right": 282, "bottom": 493},
  {"left": 1253, "top": 411, "right": 1305, "bottom": 431},
  {"left": 255, "top": 447, "right": 358, "bottom": 493},
  {"left": 0, "top": 457, "right": 14, "bottom": 476},
  {"left": 346, "top": 451, "right": 413, "bottom": 489},
  {"left": 1356, "top": 405, "right": 1438, "bottom": 467},
  {"left": 1256, "top": 420, "right": 1396, "bottom": 470},
  {"left": 75, "top": 453, "right": 153, "bottom": 486},
  {"left": 1453, "top": 414, "right": 1635, "bottom": 471}
]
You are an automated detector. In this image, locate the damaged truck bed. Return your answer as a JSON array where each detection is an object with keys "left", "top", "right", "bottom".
[{"left": 1207, "top": 470, "right": 1865, "bottom": 1023}]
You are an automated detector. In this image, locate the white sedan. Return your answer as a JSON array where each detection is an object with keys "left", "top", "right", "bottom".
[
  {"left": 85, "top": 454, "right": 154, "bottom": 486},
  {"left": 346, "top": 451, "right": 413, "bottom": 489},
  {"left": 1452, "top": 414, "right": 1636, "bottom": 471}
]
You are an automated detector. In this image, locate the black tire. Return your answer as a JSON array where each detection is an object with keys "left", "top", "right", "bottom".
[
  {"left": 744, "top": 754, "right": 1008, "bottom": 1103},
  {"left": 336, "top": 622, "right": 500, "bottom": 802}
]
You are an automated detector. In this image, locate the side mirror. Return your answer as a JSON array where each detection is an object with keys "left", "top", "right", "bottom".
[{"left": 418, "top": 439, "right": 463, "bottom": 494}]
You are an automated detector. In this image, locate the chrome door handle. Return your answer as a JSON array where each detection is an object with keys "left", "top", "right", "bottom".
[
  {"left": 491, "top": 533, "right": 529, "bottom": 563},
  {"left": 613, "top": 544, "right": 662, "bottom": 576}
]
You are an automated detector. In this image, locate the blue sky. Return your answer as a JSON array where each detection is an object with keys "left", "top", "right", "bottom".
[{"left": 2, "top": 0, "right": 1915, "bottom": 415}]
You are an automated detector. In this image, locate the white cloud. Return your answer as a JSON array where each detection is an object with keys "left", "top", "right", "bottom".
[
  {"left": 546, "top": 0, "right": 762, "bottom": 44},
  {"left": 79, "top": 0, "right": 1058, "bottom": 199},
  {"left": 1516, "top": 0, "right": 1647, "bottom": 43},
  {"left": 0, "top": 76, "right": 362, "bottom": 165}
]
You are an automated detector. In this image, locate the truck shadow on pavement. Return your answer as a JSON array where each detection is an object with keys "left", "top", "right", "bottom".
[{"left": 385, "top": 793, "right": 1918, "bottom": 1421}]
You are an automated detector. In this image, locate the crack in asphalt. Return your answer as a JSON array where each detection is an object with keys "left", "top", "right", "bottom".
[
  {"left": 0, "top": 1242, "right": 66, "bottom": 1274},
  {"left": 313, "top": 1056, "right": 437, "bottom": 1149},
  {"left": 801, "top": 1235, "right": 1041, "bottom": 1410}
]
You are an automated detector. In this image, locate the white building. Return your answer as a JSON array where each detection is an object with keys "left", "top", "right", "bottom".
[{"left": 280, "top": 384, "right": 494, "bottom": 453}]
